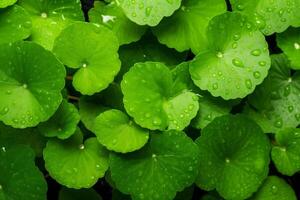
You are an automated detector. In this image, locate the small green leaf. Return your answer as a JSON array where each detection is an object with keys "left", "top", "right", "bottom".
[
  {"left": 53, "top": 22, "right": 121, "bottom": 95},
  {"left": 195, "top": 114, "right": 270, "bottom": 200},
  {"left": 0, "top": 5, "right": 31, "bottom": 44},
  {"left": 118, "top": 0, "right": 182, "bottom": 26},
  {"left": 38, "top": 100, "right": 80, "bottom": 139},
  {"left": 43, "top": 129, "right": 109, "bottom": 189},
  {"left": 271, "top": 128, "right": 300, "bottom": 176},
  {"left": 18, "top": 0, "right": 84, "bottom": 50},
  {"left": 189, "top": 12, "right": 271, "bottom": 100},
  {"left": 277, "top": 27, "right": 300, "bottom": 69},
  {"left": 250, "top": 176, "right": 296, "bottom": 200},
  {"left": 0, "top": 41, "right": 66, "bottom": 128},
  {"left": 94, "top": 109, "right": 149, "bottom": 153},
  {"left": 110, "top": 130, "right": 200, "bottom": 200},
  {"left": 121, "top": 62, "right": 199, "bottom": 130},
  {"left": 230, "top": 0, "right": 300, "bottom": 35},
  {"left": 153, "top": 0, "right": 226, "bottom": 54},
  {"left": 0, "top": 0, "right": 17, "bottom": 8},
  {"left": 89, "top": 1, "right": 147, "bottom": 45},
  {"left": 248, "top": 54, "right": 300, "bottom": 132},
  {"left": 0, "top": 145, "right": 47, "bottom": 200},
  {"left": 59, "top": 187, "right": 102, "bottom": 200}
]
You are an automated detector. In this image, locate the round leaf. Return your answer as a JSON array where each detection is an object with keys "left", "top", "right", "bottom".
[
  {"left": 0, "top": 0, "right": 17, "bottom": 8},
  {"left": 271, "top": 128, "right": 300, "bottom": 176},
  {"left": 94, "top": 109, "right": 149, "bottom": 153},
  {"left": 18, "top": 0, "right": 84, "bottom": 50},
  {"left": 117, "top": 0, "right": 182, "bottom": 26},
  {"left": 277, "top": 27, "right": 300, "bottom": 69},
  {"left": 230, "top": 0, "right": 300, "bottom": 35},
  {"left": 110, "top": 130, "right": 200, "bottom": 200},
  {"left": 153, "top": 0, "right": 226, "bottom": 54},
  {"left": 43, "top": 129, "right": 109, "bottom": 189},
  {"left": 189, "top": 12, "right": 271, "bottom": 100},
  {"left": 195, "top": 114, "right": 270, "bottom": 200},
  {"left": 0, "top": 5, "right": 31, "bottom": 44},
  {"left": 250, "top": 176, "right": 296, "bottom": 200},
  {"left": 121, "top": 62, "right": 199, "bottom": 131},
  {"left": 53, "top": 22, "right": 121, "bottom": 95},
  {"left": 248, "top": 54, "right": 300, "bottom": 132},
  {"left": 38, "top": 100, "right": 80, "bottom": 139},
  {"left": 0, "top": 145, "right": 47, "bottom": 200},
  {"left": 89, "top": 1, "right": 147, "bottom": 45},
  {"left": 59, "top": 187, "right": 102, "bottom": 200},
  {"left": 0, "top": 41, "right": 66, "bottom": 128}
]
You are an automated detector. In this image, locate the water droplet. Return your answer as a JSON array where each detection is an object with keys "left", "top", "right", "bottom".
[
  {"left": 78, "top": 144, "right": 85, "bottom": 150},
  {"left": 225, "top": 158, "right": 230, "bottom": 163},
  {"left": 216, "top": 52, "right": 223, "bottom": 58},
  {"left": 152, "top": 118, "right": 162, "bottom": 126},
  {"left": 5, "top": 90, "right": 11, "bottom": 95},
  {"left": 0, "top": 107, "right": 9, "bottom": 115},
  {"left": 253, "top": 71, "right": 261, "bottom": 79},
  {"left": 232, "top": 58, "right": 244, "bottom": 68},
  {"left": 251, "top": 49, "right": 261, "bottom": 56},
  {"left": 212, "top": 83, "right": 218, "bottom": 90},
  {"left": 294, "top": 42, "right": 300, "bottom": 50},
  {"left": 245, "top": 79, "right": 252, "bottom": 89},
  {"left": 41, "top": 12, "right": 47, "bottom": 18},
  {"left": 232, "top": 42, "right": 238, "bottom": 49},
  {"left": 188, "top": 166, "right": 193, "bottom": 171},
  {"left": 271, "top": 185, "right": 278, "bottom": 194},
  {"left": 236, "top": 4, "right": 244, "bottom": 10},
  {"left": 233, "top": 34, "right": 241, "bottom": 41},
  {"left": 295, "top": 114, "right": 300, "bottom": 121},
  {"left": 283, "top": 85, "right": 291, "bottom": 96},
  {"left": 145, "top": 7, "right": 152, "bottom": 16},
  {"left": 132, "top": 12, "right": 137, "bottom": 17},
  {"left": 274, "top": 119, "right": 283, "bottom": 128},
  {"left": 288, "top": 105, "right": 294, "bottom": 112},
  {"left": 259, "top": 61, "right": 267, "bottom": 66}
]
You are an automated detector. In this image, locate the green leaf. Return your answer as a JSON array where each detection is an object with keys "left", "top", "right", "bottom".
[
  {"left": 18, "top": 0, "right": 84, "bottom": 50},
  {"left": 0, "top": 0, "right": 17, "bottom": 8},
  {"left": 192, "top": 92, "right": 234, "bottom": 129},
  {"left": 117, "top": 0, "right": 182, "bottom": 26},
  {"left": 248, "top": 54, "right": 300, "bottom": 132},
  {"left": 43, "top": 129, "right": 109, "bottom": 189},
  {"left": 89, "top": 1, "right": 147, "bottom": 45},
  {"left": 121, "top": 62, "right": 199, "bottom": 130},
  {"left": 250, "top": 176, "right": 296, "bottom": 200},
  {"left": 0, "top": 145, "right": 47, "bottom": 200},
  {"left": 0, "top": 122, "right": 46, "bottom": 157},
  {"left": 38, "top": 100, "right": 80, "bottom": 139},
  {"left": 230, "top": 0, "right": 300, "bottom": 35},
  {"left": 94, "top": 109, "right": 149, "bottom": 153},
  {"left": 110, "top": 130, "right": 200, "bottom": 200},
  {"left": 271, "top": 128, "right": 300, "bottom": 176},
  {"left": 189, "top": 12, "right": 271, "bottom": 100},
  {"left": 59, "top": 187, "right": 102, "bottom": 200},
  {"left": 53, "top": 22, "right": 121, "bottom": 95},
  {"left": 0, "top": 5, "right": 31, "bottom": 44},
  {"left": 0, "top": 41, "right": 66, "bottom": 128},
  {"left": 195, "top": 114, "right": 270, "bottom": 200},
  {"left": 117, "top": 33, "right": 187, "bottom": 82},
  {"left": 153, "top": 0, "right": 226, "bottom": 54},
  {"left": 277, "top": 27, "right": 300, "bottom": 69}
]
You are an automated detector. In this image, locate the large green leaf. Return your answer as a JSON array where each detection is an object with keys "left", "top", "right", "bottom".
[
  {"left": 110, "top": 130, "right": 200, "bottom": 200},
  {"left": 0, "top": 145, "right": 47, "bottom": 200},
  {"left": 89, "top": 1, "right": 147, "bottom": 45},
  {"left": 121, "top": 62, "right": 199, "bottom": 130},
  {"left": 53, "top": 22, "right": 121, "bottom": 95},
  {"left": 277, "top": 27, "right": 300, "bottom": 69},
  {"left": 248, "top": 54, "right": 300, "bottom": 132},
  {"left": 0, "top": 5, "right": 31, "bottom": 44},
  {"left": 18, "top": 0, "right": 84, "bottom": 50},
  {"left": 271, "top": 128, "right": 300, "bottom": 176},
  {"left": 94, "top": 109, "right": 149, "bottom": 153},
  {"left": 189, "top": 12, "right": 271, "bottom": 100},
  {"left": 0, "top": 41, "right": 66, "bottom": 128},
  {"left": 43, "top": 129, "right": 109, "bottom": 189},
  {"left": 195, "top": 115, "right": 270, "bottom": 200},
  {"left": 250, "top": 176, "right": 296, "bottom": 200},
  {"left": 117, "top": 0, "right": 182, "bottom": 26},
  {"left": 153, "top": 0, "right": 226, "bottom": 54},
  {"left": 230, "top": 0, "right": 300, "bottom": 35}
]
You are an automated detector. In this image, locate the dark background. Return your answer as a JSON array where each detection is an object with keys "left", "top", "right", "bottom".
[{"left": 45, "top": 0, "right": 300, "bottom": 199}]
